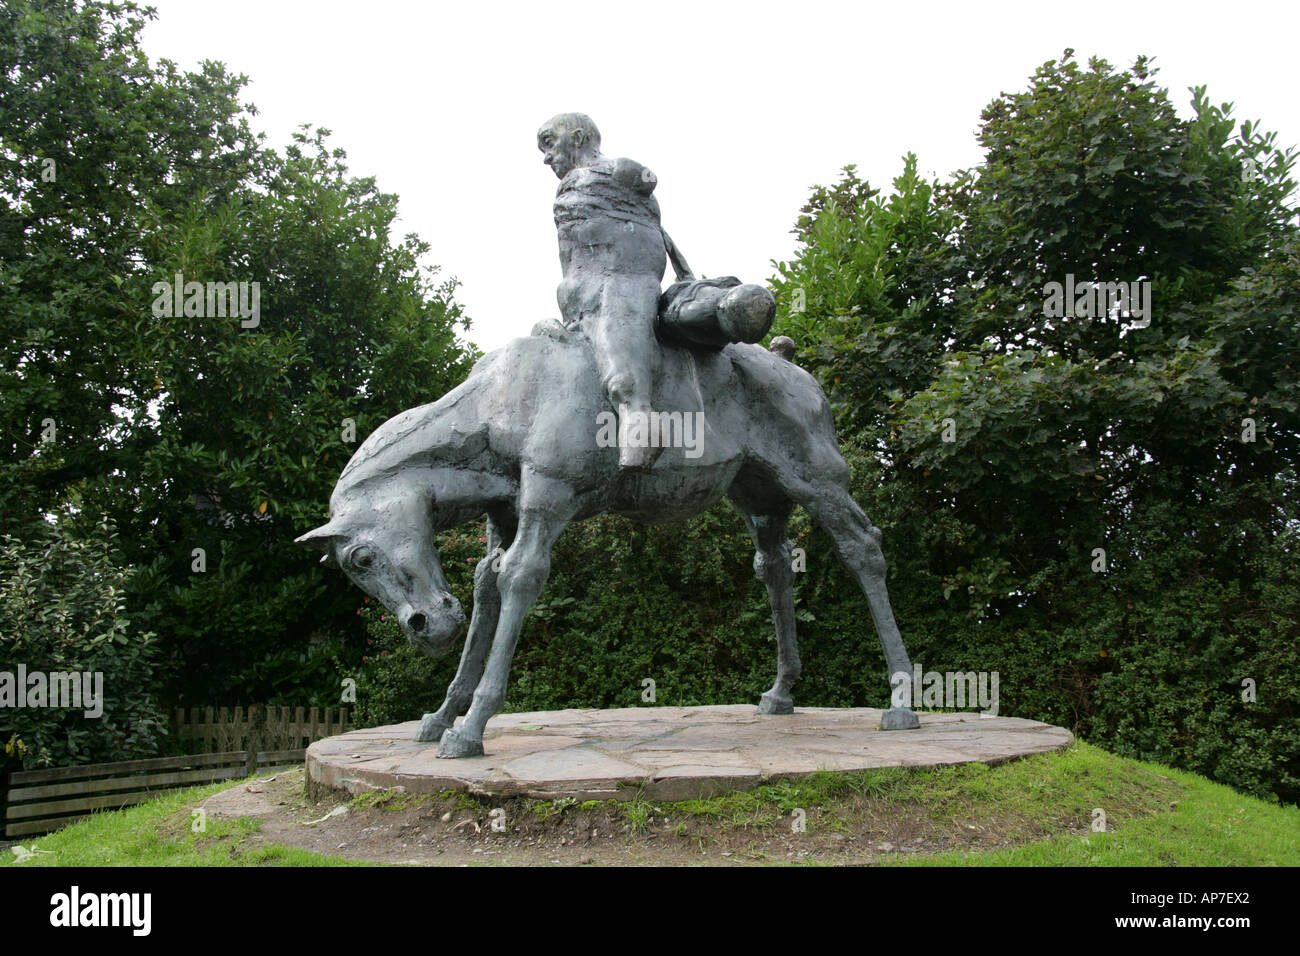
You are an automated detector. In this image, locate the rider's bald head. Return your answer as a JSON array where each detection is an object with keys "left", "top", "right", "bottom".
[
  {"left": 538, "top": 113, "right": 602, "bottom": 180},
  {"left": 541, "top": 113, "right": 600, "bottom": 150}
]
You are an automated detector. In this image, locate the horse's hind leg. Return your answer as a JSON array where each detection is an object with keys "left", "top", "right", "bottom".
[
  {"left": 730, "top": 498, "right": 800, "bottom": 714},
  {"left": 414, "top": 512, "right": 514, "bottom": 742},
  {"left": 782, "top": 468, "right": 920, "bottom": 730}
]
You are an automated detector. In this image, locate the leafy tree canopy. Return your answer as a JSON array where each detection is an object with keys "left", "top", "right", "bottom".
[{"left": 1, "top": 0, "right": 478, "bottom": 704}]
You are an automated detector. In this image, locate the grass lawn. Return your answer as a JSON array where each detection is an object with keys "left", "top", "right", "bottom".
[
  {"left": 2, "top": 781, "right": 368, "bottom": 867},
  {"left": 3, "top": 741, "right": 1296, "bottom": 866}
]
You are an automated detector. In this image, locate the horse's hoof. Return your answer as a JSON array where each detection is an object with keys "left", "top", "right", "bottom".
[
  {"left": 879, "top": 707, "right": 920, "bottom": 730},
  {"left": 757, "top": 691, "right": 794, "bottom": 715},
  {"left": 414, "top": 713, "right": 450, "bottom": 743},
  {"left": 437, "top": 727, "right": 484, "bottom": 758}
]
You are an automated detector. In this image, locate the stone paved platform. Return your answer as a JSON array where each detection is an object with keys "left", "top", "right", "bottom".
[{"left": 307, "top": 705, "right": 1074, "bottom": 802}]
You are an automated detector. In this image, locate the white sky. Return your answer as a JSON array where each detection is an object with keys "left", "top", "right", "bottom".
[{"left": 139, "top": 0, "right": 1300, "bottom": 354}]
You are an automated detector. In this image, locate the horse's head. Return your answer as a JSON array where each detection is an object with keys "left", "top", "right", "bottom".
[{"left": 294, "top": 492, "right": 467, "bottom": 657}]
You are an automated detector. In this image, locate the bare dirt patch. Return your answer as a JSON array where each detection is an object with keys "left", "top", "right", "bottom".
[{"left": 196, "top": 767, "right": 1096, "bottom": 866}]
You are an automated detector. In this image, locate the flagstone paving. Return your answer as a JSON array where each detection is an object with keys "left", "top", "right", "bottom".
[{"left": 307, "top": 706, "right": 1074, "bottom": 802}]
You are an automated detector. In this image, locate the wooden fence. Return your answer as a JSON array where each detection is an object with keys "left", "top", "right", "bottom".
[
  {"left": 171, "top": 705, "right": 349, "bottom": 754},
  {"left": 2, "top": 749, "right": 302, "bottom": 838},
  {"left": 2, "top": 706, "right": 349, "bottom": 838}
]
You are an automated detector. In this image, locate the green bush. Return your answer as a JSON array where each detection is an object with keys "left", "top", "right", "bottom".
[{"left": 0, "top": 519, "right": 168, "bottom": 770}]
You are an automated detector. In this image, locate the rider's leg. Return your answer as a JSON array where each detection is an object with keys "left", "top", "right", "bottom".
[{"left": 589, "top": 276, "right": 663, "bottom": 472}]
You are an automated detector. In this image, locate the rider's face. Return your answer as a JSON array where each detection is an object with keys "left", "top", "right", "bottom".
[{"left": 538, "top": 124, "right": 578, "bottom": 179}]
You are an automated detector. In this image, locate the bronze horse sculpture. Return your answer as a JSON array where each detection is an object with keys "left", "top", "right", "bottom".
[{"left": 295, "top": 327, "right": 921, "bottom": 758}]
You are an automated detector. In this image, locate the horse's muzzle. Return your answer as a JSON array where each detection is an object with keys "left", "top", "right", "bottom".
[{"left": 402, "top": 599, "right": 466, "bottom": 657}]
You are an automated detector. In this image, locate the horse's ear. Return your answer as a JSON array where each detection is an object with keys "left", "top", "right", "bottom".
[{"left": 294, "top": 522, "right": 345, "bottom": 552}]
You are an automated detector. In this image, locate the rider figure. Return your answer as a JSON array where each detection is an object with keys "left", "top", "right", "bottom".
[{"left": 538, "top": 113, "right": 689, "bottom": 473}]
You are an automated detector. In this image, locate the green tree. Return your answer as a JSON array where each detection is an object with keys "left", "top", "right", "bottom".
[
  {"left": 769, "top": 51, "right": 1299, "bottom": 801},
  {"left": 104, "top": 125, "right": 477, "bottom": 703},
  {"left": 896, "top": 51, "right": 1297, "bottom": 601},
  {"left": 1, "top": 0, "right": 478, "bottom": 707},
  {"left": 0, "top": 0, "right": 265, "bottom": 535},
  {"left": 770, "top": 155, "right": 958, "bottom": 435}
]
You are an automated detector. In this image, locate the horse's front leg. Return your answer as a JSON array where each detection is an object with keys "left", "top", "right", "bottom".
[
  {"left": 414, "top": 515, "right": 514, "bottom": 742},
  {"left": 438, "top": 491, "right": 571, "bottom": 758}
]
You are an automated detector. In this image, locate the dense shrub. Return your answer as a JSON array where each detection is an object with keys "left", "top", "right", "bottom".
[{"left": 0, "top": 519, "right": 168, "bottom": 770}]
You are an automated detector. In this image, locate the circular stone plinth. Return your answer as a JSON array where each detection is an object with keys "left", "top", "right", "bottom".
[{"left": 307, "top": 706, "right": 1073, "bottom": 802}]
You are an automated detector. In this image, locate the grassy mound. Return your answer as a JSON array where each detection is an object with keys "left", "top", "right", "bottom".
[{"left": 3, "top": 741, "right": 1296, "bottom": 866}]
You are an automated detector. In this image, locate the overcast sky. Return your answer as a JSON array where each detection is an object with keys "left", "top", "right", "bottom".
[{"left": 139, "top": 0, "right": 1299, "bottom": 354}]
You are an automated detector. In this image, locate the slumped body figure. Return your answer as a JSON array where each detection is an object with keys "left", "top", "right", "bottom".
[{"left": 538, "top": 113, "right": 682, "bottom": 472}]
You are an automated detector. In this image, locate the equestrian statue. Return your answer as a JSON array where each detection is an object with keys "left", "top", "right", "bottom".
[{"left": 296, "top": 114, "right": 920, "bottom": 757}]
